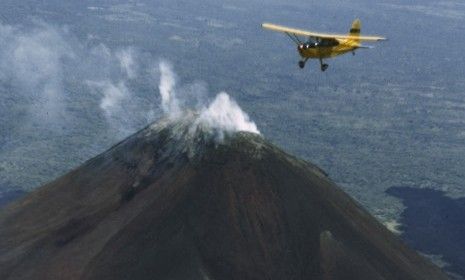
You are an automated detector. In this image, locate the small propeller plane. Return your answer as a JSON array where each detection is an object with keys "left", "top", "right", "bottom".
[{"left": 262, "top": 19, "right": 386, "bottom": 71}]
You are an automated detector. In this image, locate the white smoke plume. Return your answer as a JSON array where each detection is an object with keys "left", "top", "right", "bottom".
[
  {"left": 0, "top": 21, "right": 74, "bottom": 126},
  {"left": 158, "top": 61, "right": 181, "bottom": 118},
  {"left": 99, "top": 81, "right": 129, "bottom": 112},
  {"left": 84, "top": 45, "right": 146, "bottom": 137},
  {"left": 196, "top": 92, "right": 259, "bottom": 136},
  {"left": 0, "top": 20, "right": 260, "bottom": 192},
  {"left": 86, "top": 80, "right": 135, "bottom": 136},
  {"left": 155, "top": 61, "right": 260, "bottom": 140},
  {"left": 115, "top": 48, "right": 137, "bottom": 79}
]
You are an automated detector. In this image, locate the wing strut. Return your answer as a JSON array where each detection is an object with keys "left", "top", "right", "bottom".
[{"left": 285, "top": 32, "right": 302, "bottom": 45}]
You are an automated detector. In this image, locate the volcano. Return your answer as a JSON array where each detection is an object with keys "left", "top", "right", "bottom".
[{"left": 0, "top": 118, "right": 448, "bottom": 280}]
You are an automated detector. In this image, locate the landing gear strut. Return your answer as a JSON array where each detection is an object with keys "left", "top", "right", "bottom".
[{"left": 319, "top": 58, "right": 329, "bottom": 72}]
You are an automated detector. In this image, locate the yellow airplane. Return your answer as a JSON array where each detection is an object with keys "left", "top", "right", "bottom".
[{"left": 262, "top": 19, "right": 386, "bottom": 71}]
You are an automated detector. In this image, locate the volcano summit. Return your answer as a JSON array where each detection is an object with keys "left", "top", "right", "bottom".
[{"left": 0, "top": 116, "right": 447, "bottom": 280}]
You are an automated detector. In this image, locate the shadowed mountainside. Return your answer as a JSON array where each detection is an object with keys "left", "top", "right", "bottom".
[
  {"left": 0, "top": 119, "right": 448, "bottom": 280},
  {"left": 0, "top": 189, "right": 26, "bottom": 209}
]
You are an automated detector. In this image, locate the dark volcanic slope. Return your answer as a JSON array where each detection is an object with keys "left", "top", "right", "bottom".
[{"left": 0, "top": 120, "right": 448, "bottom": 280}]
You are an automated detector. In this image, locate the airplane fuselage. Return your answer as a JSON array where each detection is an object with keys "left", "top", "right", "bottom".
[{"left": 297, "top": 39, "right": 359, "bottom": 59}]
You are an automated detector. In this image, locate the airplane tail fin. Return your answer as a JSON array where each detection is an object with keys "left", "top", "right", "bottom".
[{"left": 348, "top": 19, "right": 361, "bottom": 44}]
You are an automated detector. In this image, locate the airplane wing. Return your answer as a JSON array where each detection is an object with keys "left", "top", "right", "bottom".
[{"left": 262, "top": 23, "right": 386, "bottom": 42}]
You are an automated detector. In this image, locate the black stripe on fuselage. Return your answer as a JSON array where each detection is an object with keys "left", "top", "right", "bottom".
[{"left": 350, "top": 28, "right": 360, "bottom": 33}]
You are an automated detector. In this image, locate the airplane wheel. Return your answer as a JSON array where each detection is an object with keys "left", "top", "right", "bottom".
[
  {"left": 321, "top": 64, "right": 329, "bottom": 72},
  {"left": 298, "top": 61, "right": 305, "bottom": 69}
]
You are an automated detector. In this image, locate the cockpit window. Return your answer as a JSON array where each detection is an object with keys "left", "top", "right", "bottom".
[
  {"left": 306, "top": 38, "right": 317, "bottom": 44},
  {"left": 303, "top": 38, "right": 316, "bottom": 48},
  {"left": 303, "top": 38, "right": 339, "bottom": 48},
  {"left": 317, "top": 38, "right": 339, "bottom": 47}
]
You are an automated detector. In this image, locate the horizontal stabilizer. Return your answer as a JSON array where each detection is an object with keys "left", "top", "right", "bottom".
[{"left": 358, "top": 45, "right": 374, "bottom": 49}]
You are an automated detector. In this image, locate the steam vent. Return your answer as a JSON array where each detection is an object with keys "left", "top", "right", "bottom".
[{"left": 0, "top": 118, "right": 448, "bottom": 280}]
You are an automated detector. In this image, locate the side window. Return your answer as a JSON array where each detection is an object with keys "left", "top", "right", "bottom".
[{"left": 320, "top": 39, "right": 339, "bottom": 47}]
